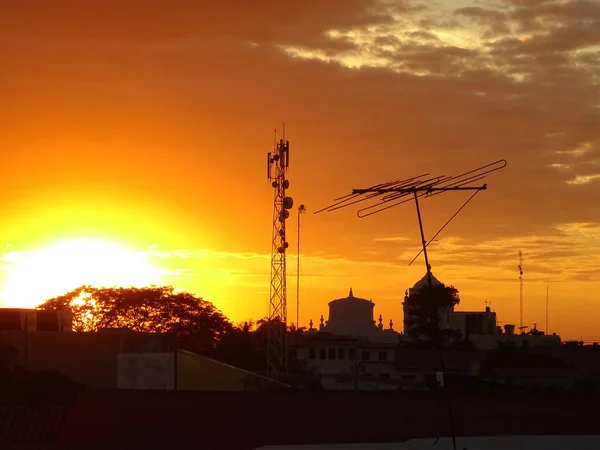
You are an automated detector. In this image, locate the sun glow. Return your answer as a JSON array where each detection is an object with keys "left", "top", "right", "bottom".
[{"left": 0, "top": 239, "right": 161, "bottom": 308}]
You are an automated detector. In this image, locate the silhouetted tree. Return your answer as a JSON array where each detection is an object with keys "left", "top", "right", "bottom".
[
  {"left": 404, "top": 284, "right": 460, "bottom": 343},
  {"left": 37, "top": 285, "right": 233, "bottom": 353},
  {"left": 214, "top": 320, "right": 266, "bottom": 371}
]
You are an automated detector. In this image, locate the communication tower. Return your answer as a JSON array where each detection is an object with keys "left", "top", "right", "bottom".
[
  {"left": 266, "top": 130, "right": 294, "bottom": 377},
  {"left": 518, "top": 250, "right": 523, "bottom": 330}
]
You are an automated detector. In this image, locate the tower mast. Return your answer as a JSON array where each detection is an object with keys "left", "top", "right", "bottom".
[
  {"left": 266, "top": 128, "right": 294, "bottom": 377},
  {"left": 518, "top": 251, "right": 524, "bottom": 331},
  {"left": 546, "top": 285, "right": 549, "bottom": 334}
]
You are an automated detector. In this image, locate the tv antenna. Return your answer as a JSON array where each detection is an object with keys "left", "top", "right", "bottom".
[
  {"left": 315, "top": 158, "right": 507, "bottom": 450},
  {"left": 266, "top": 126, "right": 294, "bottom": 377},
  {"left": 315, "top": 159, "right": 507, "bottom": 280}
]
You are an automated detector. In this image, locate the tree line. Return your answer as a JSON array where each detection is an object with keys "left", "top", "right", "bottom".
[
  {"left": 35, "top": 283, "right": 467, "bottom": 372},
  {"left": 36, "top": 285, "right": 306, "bottom": 374}
]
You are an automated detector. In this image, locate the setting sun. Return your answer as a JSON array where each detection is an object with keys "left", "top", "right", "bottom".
[{"left": 0, "top": 239, "right": 161, "bottom": 309}]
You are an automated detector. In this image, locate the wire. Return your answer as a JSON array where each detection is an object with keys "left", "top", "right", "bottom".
[{"left": 408, "top": 189, "right": 482, "bottom": 266}]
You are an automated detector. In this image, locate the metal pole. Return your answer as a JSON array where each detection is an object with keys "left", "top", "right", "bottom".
[
  {"left": 546, "top": 286, "right": 549, "bottom": 334},
  {"left": 412, "top": 190, "right": 457, "bottom": 450},
  {"left": 297, "top": 207, "right": 301, "bottom": 329},
  {"left": 413, "top": 191, "right": 432, "bottom": 285}
]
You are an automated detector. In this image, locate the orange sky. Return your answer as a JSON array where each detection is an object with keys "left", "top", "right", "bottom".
[{"left": 1, "top": 0, "right": 600, "bottom": 341}]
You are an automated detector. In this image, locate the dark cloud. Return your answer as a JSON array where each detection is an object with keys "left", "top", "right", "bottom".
[
  {"left": 1, "top": 0, "right": 392, "bottom": 48},
  {"left": 454, "top": 6, "right": 511, "bottom": 36}
]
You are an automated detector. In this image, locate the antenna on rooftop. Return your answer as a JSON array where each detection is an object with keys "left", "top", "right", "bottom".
[
  {"left": 315, "top": 159, "right": 506, "bottom": 285},
  {"left": 315, "top": 158, "right": 507, "bottom": 450}
]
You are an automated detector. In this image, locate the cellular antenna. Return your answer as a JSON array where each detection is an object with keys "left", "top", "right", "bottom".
[
  {"left": 266, "top": 130, "right": 293, "bottom": 378},
  {"left": 315, "top": 158, "right": 507, "bottom": 450}
]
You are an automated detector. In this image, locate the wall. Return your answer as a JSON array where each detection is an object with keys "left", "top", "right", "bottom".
[
  {"left": 297, "top": 343, "right": 395, "bottom": 374},
  {"left": 176, "top": 349, "right": 278, "bottom": 391},
  {"left": 450, "top": 311, "right": 497, "bottom": 338},
  {"left": 0, "top": 330, "right": 174, "bottom": 388},
  {"left": 59, "top": 390, "right": 600, "bottom": 450},
  {"left": 117, "top": 353, "right": 175, "bottom": 390}
]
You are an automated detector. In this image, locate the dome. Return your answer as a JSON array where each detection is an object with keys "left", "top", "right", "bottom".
[
  {"left": 411, "top": 272, "right": 443, "bottom": 291},
  {"left": 328, "top": 288, "right": 373, "bottom": 307},
  {"left": 325, "top": 288, "right": 376, "bottom": 336}
]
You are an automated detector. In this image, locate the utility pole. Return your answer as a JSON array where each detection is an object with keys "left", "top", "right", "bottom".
[{"left": 296, "top": 204, "right": 306, "bottom": 329}]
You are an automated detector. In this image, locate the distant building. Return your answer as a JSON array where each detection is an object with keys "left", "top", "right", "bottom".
[
  {"left": 0, "top": 308, "right": 72, "bottom": 332},
  {"left": 290, "top": 289, "right": 400, "bottom": 390},
  {"left": 316, "top": 288, "right": 398, "bottom": 343},
  {"left": 401, "top": 273, "right": 561, "bottom": 349}
]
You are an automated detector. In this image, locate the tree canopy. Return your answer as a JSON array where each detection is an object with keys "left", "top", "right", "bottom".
[
  {"left": 404, "top": 284, "right": 461, "bottom": 342},
  {"left": 37, "top": 285, "right": 233, "bottom": 353}
]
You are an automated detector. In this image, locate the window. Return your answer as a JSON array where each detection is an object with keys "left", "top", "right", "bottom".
[
  {"left": 319, "top": 349, "right": 326, "bottom": 360},
  {"left": 349, "top": 348, "right": 356, "bottom": 360},
  {"left": 309, "top": 347, "right": 316, "bottom": 360},
  {"left": 378, "top": 351, "right": 387, "bottom": 361},
  {"left": 338, "top": 348, "right": 345, "bottom": 360},
  {"left": 328, "top": 348, "right": 336, "bottom": 360},
  {"left": 361, "top": 350, "right": 371, "bottom": 361}
]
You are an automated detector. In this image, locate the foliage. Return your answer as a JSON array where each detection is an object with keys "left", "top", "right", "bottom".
[
  {"left": 215, "top": 317, "right": 310, "bottom": 376},
  {"left": 37, "top": 285, "right": 234, "bottom": 353},
  {"left": 404, "top": 284, "right": 460, "bottom": 342}
]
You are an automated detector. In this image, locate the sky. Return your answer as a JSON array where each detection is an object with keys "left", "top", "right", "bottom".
[{"left": 1, "top": 0, "right": 599, "bottom": 341}]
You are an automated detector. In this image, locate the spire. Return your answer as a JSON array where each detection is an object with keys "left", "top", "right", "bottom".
[{"left": 349, "top": 288, "right": 354, "bottom": 298}]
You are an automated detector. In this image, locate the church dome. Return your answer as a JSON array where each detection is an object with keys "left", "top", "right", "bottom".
[{"left": 411, "top": 272, "right": 443, "bottom": 292}]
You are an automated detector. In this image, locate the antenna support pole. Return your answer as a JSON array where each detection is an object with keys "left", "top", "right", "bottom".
[{"left": 413, "top": 191, "right": 432, "bottom": 283}]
